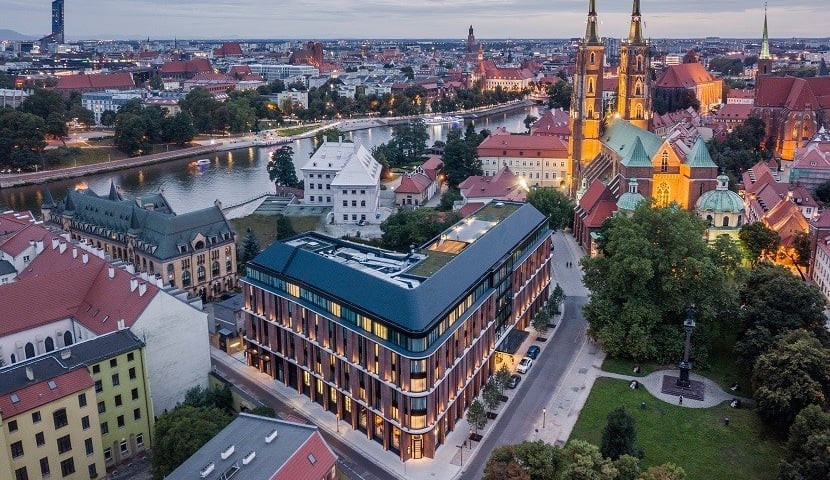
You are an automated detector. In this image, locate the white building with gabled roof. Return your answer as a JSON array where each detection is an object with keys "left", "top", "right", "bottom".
[{"left": 302, "top": 140, "right": 382, "bottom": 225}]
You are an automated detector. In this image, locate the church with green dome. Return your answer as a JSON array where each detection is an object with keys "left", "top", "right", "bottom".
[{"left": 695, "top": 174, "right": 744, "bottom": 242}]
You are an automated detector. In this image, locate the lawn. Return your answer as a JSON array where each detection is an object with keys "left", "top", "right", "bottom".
[
  {"left": 570, "top": 378, "right": 784, "bottom": 480},
  {"left": 230, "top": 214, "right": 320, "bottom": 251}
]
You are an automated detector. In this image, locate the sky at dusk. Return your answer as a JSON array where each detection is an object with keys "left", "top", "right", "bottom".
[{"left": 3, "top": 1, "right": 828, "bottom": 40}]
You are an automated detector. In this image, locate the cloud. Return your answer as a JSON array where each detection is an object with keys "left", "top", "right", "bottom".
[{"left": 3, "top": 1, "right": 827, "bottom": 39}]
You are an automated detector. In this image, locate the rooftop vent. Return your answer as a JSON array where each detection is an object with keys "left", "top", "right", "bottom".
[
  {"left": 48, "top": 380, "right": 57, "bottom": 390},
  {"left": 199, "top": 463, "right": 215, "bottom": 478},
  {"left": 26, "top": 366, "right": 34, "bottom": 381},
  {"left": 242, "top": 451, "right": 256, "bottom": 465},
  {"left": 265, "top": 428, "right": 278, "bottom": 444},
  {"left": 494, "top": 202, "right": 505, "bottom": 208},
  {"left": 221, "top": 444, "right": 235, "bottom": 460},
  {"left": 60, "top": 349, "right": 71, "bottom": 360}
]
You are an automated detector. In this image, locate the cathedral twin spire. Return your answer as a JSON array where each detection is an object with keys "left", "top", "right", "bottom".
[
  {"left": 585, "top": 0, "right": 600, "bottom": 45},
  {"left": 759, "top": 3, "right": 771, "bottom": 60},
  {"left": 584, "top": 1, "right": 644, "bottom": 44}
]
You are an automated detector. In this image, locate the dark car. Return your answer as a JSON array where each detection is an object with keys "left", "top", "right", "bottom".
[
  {"left": 527, "top": 345, "right": 541, "bottom": 360},
  {"left": 507, "top": 374, "right": 522, "bottom": 389}
]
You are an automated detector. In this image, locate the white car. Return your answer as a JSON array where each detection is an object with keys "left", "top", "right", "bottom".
[{"left": 517, "top": 357, "right": 533, "bottom": 374}]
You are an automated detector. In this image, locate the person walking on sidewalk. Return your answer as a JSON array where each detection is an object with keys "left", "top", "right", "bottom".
[{"left": 679, "top": 395, "right": 683, "bottom": 405}]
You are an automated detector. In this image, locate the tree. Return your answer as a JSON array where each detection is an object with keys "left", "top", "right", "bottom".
[
  {"left": 792, "top": 230, "right": 812, "bottom": 269},
  {"left": 466, "top": 399, "right": 487, "bottom": 436},
  {"left": 561, "top": 440, "right": 613, "bottom": 480},
  {"left": 267, "top": 146, "right": 299, "bottom": 186},
  {"left": 531, "top": 308, "right": 550, "bottom": 338},
  {"left": 482, "top": 378, "right": 501, "bottom": 414},
  {"left": 113, "top": 113, "right": 150, "bottom": 156},
  {"left": 615, "top": 455, "right": 642, "bottom": 480},
  {"left": 180, "top": 87, "right": 221, "bottom": 133},
  {"left": 547, "top": 80, "right": 573, "bottom": 110},
  {"left": 752, "top": 330, "right": 830, "bottom": 429},
  {"left": 240, "top": 229, "right": 261, "bottom": 264},
  {"left": 601, "top": 407, "right": 642, "bottom": 460},
  {"left": 380, "top": 208, "right": 459, "bottom": 252},
  {"left": 547, "top": 283, "right": 565, "bottom": 317},
  {"left": 400, "top": 66, "right": 415, "bottom": 80},
  {"left": 20, "top": 88, "right": 66, "bottom": 121},
  {"left": 582, "top": 204, "right": 737, "bottom": 363},
  {"left": 392, "top": 119, "right": 429, "bottom": 163},
  {"left": 69, "top": 104, "right": 95, "bottom": 128},
  {"left": 45, "top": 112, "right": 68, "bottom": 145},
  {"left": 0, "top": 110, "right": 46, "bottom": 170},
  {"left": 739, "top": 222, "right": 780, "bottom": 264},
  {"left": 708, "top": 234, "right": 744, "bottom": 276},
  {"left": 161, "top": 111, "right": 197, "bottom": 145},
  {"left": 495, "top": 365, "right": 512, "bottom": 391},
  {"left": 779, "top": 405, "right": 830, "bottom": 480},
  {"left": 151, "top": 405, "right": 232, "bottom": 479},
  {"left": 736, "top": 263, "right": 828, "bottom": 368},
  {"left": 149, "top": 73, "right": 164, "bottom": 90},
  {"left": 637, "top": 464, "right": 686, "bottom": 480},
  {"left": 524, "top": 114, "right": 538, "bottom": 133},
  {"left": 437, "top": 188, "right": 462, "bottom": 211},
  {"left": 819, "top": 59, "right": 829, "bottom": 77},
  {"left": 275, "top": 215, "right": 296, "bottom": 241},
  {"left": 526, "top": 187, "right": 575, "bottom": 230},
  {"left": 443, "top": 129, "right": 482, "bottom": 187},
  {"left": 815, "top": 180, "right": 830, "bottom": 204},
  {"left": 483, "top": 441, "right": 563, "bottom": 480},
  {"left": 249, "top": 406, "right": 277, "bottom": 417},
  {"left": 100, "top": 110, "right": 117, "bottom": 127}
]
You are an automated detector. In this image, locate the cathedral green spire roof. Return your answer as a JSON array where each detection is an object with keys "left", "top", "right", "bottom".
[
  {"left": 686, "top": 137, "right": 718, "bottom": 168},
  {"left": 621, "top": 136, "right": 652, "bottom": 167},
  {"left": 585, "top": 0, "right": 601, "bottom": 45},
  {"left": 628, "top": 0, "right": 644, "bottom": 44},
  {"left": 760, "top": 5, "right": 771, "bottom": 60}
]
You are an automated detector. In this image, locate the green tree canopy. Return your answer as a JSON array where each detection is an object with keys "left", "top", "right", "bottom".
[
  {"left": 380, "top": 208, "right": 459, "bottom": 251},
  {"left": 601, "top": 407, "right": 642, "bottom": 460},
  {"left": 466, "top": 398, "right": 487, "bottom": 435},
  {"left": 267, "top": 145, "right": 299, "bottom": 187},
  {"left": 482, "top": 378, "right": 502, "bottom": 413},
  {"left": 100, "top": 109, "right": 117, "bottom": 127},
  {"left": 736, "top": 263, "right": 828, "bottom": 368},
  {"left": 437, "top": 188, "right": 462, "bottom": 212},
  {"left": 526, "top": 187, "right": 575, "bottom": 230},
  {"left": 180, "top": 87, "right": 222, "bottom": 133},
  {"left": 779, "top": 404, "right": 830, "bottom": 480},
  {"left": 582, "top": 204, "right": 737, "bottom": 363},
  {"left": 484, "top": 441, "right": 564, "bottom": 480},
  {"left": 752, "top": 329, "right": 830, "bottom": 429},
  {"left": 240, "top": 228, "right": 261, "bottom": 264},
  {"left": 739, "top": 222, "right": 780, "bottom": 264},
  {"left": 113, "top": 113, "right": 151, "bottom": 156},
  {"left": 161, "top": 111, "right": 197, "bottom": 145},
  {"left": 0, "top": 109, "right": 46, "bottom": 170},
  {"left": 547, "top": 80, "right": 573, "bottom": 110},
  {"left": 20, "top": 88, "right": 66, "bottom": 121},
  {"left": 151, "top": 405, "right": 232, "bottom": 479},
  {"left": 637, "top": 463, "right": 686, "bottom": 480},
  {"left": 443, "top": 128, "right": 482, "bottom": 187}
]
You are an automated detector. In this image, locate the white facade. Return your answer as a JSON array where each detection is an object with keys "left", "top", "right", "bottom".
[
  {"left": 276, "top": 90, "right": 309, "bottom": 109},
  {"left": 247, "top": 64, "right": 319, "bottom": 82},
  {"left": 81, "top": 89, "right": 144, "bottom": 124},
  {"left": 0, "top": 238, "right": 42, "bottom": 274},
  {"left": 0, "top": 319, "right": 76, "bottom": 366},
  {"left": 302, "top": 141, "right": 382, "bottom": 224},
  {"left": 812, "top": 240, "right": 830, "bottom": 302},
  {"left": 0, "top": 89, "right": 29, "bottom": 109},
  {"left": 131, "top": 290, "right": 211, "bottom": 414}
]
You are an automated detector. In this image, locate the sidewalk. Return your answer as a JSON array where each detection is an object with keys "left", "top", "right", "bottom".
[{"left": 597, "top": 370, "right": 749, "bottom": 408}]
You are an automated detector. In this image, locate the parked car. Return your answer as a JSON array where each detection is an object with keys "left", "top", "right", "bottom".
[
  {"left": 507, "top": 374, "right": 522, "bottom": 389},
  {"left": 517, "top": 357, "right": 533, "bottom": 374},
  {"left": 527, "top": 345, "right": 541, "bottom": 360}
]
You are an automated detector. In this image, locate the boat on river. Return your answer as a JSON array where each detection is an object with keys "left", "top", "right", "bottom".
[{"left": 424, "top": 115, "right": 463, "bottom": 126}]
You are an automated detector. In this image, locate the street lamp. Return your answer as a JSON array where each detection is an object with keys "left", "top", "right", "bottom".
[
  {"left": 457, "top": 444, "right": 463, "bottom": 466},
  {"left": 468, "top": 429, "right": 472, "bottom": 449},
  {"left": 543, "top": 408, "right": 547, "bottom": 428},
  {"left": 676, "top": 305, "right": 696, "bottom": 388}
]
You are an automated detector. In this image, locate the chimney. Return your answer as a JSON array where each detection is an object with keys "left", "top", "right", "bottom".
[
  {"left": 82, "top": 253, "right": 89, "bottom": 264},
  {"left": 51, "top": 237, "right": 60, "bottom": 250},
  {"left": 108, "top": 266, "right": 115, "bottom": 279},
  {"left": 59, "top": 242, "right": 67, "bottom": 254},
  {"left": 35, "top": 240, "right": 44, "bottom": 254},
  {"left": 26, "top": 366, "right": 34, "bottom": 381},
  {"left": 72, "top": 248, "right": 78, "bottom": 259},
  {"left": 130, "top": 278, "right": 138, "bottom": 292},
  {"left": 117, "top": 319, "right": 126, "bottom": 330},
  {"left": 138, "top": 282, "right": 147, "bottom": 296},
  {"left": 140, "top": 272, "right": 149, "bottom": 281}
]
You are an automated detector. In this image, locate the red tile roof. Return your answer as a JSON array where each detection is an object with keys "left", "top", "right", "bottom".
[
  {"left": 160, "top": 59, "right": 213, "bottom": 75},
  {"left": 459, "top": 202, "right": 486, "bottom": 218},
  {"left": 713, "top": 104, "right": 752, "bottom": 122},
  {"left": 0, "top": 367, "right": 93, "bottom": 418},
  {"left": 763, "top": 200, "right": 808, "bottom": 247},
  {"left": 55, "top": 72, "right": 135, "bottom": 91},
  {"left": 396, "top": 172, "right": 432, "bottom": 194},
  {"left": 1, "top": 226, "right": 158, "bottom": 336},
  {"left": 0, "top": 223, "right": 48, "bottom": 257},
  {"left": 793, "top": 140, "right": 830, "bottom": 170},
  {"left": 576, "top": 179, "right": 618, "bottom": 228},
  {"left": 531, "top": 109, "right": 571, "bottom": 137},
  {"left": 656, "top": 63, "right": 717, "bottom": 88},
  {"left": 273, "top": 431, "right": 337, "bottom": 480},
  {"left": 213, "top": 42, "right": 243, "bottom": 57},
  {"left": 477, "top": 134, "right": 568, "bottom": 157},
  {"left": 459, "top": 166, "right": 524, "bottom": 200},
  {"left": 755, "top": 76, "right": 830, "bottom": 110}
]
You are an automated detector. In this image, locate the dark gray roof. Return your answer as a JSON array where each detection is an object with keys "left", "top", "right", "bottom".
[
  {"left": 48, "top": 187, "right": 235, "bottom": 260},
  {"left": 165, "top": 414, "right": 322, "bottom": 480},
  {"left": 0, "top": 329, "right": 144, "bottom": 396},
  {"left": 0, "top": 259, "right": 15, "bottom": 275},
  {"left": 249, "top": 202, "right": 547, "bottom": 334}
]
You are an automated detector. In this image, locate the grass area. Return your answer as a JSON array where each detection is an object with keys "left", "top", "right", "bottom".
[
  {"left": 407, "top": 250, "right": 457, "bottom": 277},
  {"left": 45, "top": 146, "right": 129, "bottom": 170},
  {"left": 230, "top": 214, "right": 320, "bottom": 251},
  {"left": 570, "top": 378, "right": 784, "bottom": 480},
  {"left": 276, "top": 124, "right": 321, "bottom": 137}
]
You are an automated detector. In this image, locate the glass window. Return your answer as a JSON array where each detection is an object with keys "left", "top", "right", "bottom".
[
  {"left": 95, "top": 380, "right": 102, "bottom": 392},
  {"left": 136, "top": 433, "right": 144, "bottom": 447},
  {"left": 14, "top": 467, "right": 28, "bottom": 480},
  {"left": 53, "top": 408, "right": 68, "bottom": 429},
  {"left": 129, "top": 367, "right": 136, "bottom": 380},
  {"left": 112, "top": 374, "right": 120, "bottom": 386},
  {"left": 117, "top": 415, "right": 125, "bottom": 428},
  {"left": 127, "top": 352, "right": 134, "bottom": 362},
  {"left": 8, "top": 419, "right": 18, "bottom": 432},
  {"left": 60, "top": 458, "right": 75, "bottom": 477},
  {"left": 131, "top": 388, "right": 139, "bottom": 400},
  {"left": 88, "top": 464, "right": 97, "bottom": 478},
  {"left": 101, "top": 422, "right": 108, "bottom": 435},
  {"left": 11, "top": 440, "right": 24, "bottom": 458},
  {"left": 82, "top": 416, "right": 90, "bottom": 430},
  {"left": 134, "top": 408, "right": 141, "bottom": 420},
  {"left": 78, "top": 393, "right": 87, "bottom": 408},
  {"left": 110, "top": 358, "right": 117, "bottom": 368},
  {"left": 32, "top": 411, "right": 41, "bottom": 423},
  {"left": 36, "top": 432, "right": 45, "bottom": 446},
  {"left": 85, "top": 438, "right": 94, "bottom": 455},
  {"left": 40, "top": 458, "right": 50, "bottom": 477},
  {"left": 57, "top": 434, "right": 71, "bottom": 454},
  {"left": 98, "top": 401, "right": 105, "bottom": 413}
]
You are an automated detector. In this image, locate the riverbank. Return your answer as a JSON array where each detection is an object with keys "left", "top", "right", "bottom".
[{"left": 0, "top": 99, "right": 534, "bottom": 188}]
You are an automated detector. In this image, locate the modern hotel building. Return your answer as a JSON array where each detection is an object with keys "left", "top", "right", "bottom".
[{"left": 242, "top": 202, "right": 552, "bottom": 460}]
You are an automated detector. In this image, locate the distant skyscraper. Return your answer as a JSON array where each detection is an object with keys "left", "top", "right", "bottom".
[{"left": 52, "top": 0, "right": 64, "bottom": 43}]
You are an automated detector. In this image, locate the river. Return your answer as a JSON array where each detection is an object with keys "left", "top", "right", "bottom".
[{"left": 0, "top": 105, "right": 542, "bottom": 215}]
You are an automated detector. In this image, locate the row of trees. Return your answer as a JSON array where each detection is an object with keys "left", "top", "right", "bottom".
[
  {"left": 0, "top": 89, "right": 97, "bottom": 170},
  {"left": 707, "top": 117, "right": 773, "bottom": 181},
  {"left": 483, "top": 439, "right": 682, "bottom": 480},
  {"left": 431, "top": 85, "right": 527, "bottom": 114},
  {"left": 111, "top": 99, "right": 197, "bottom": 156},
  {"left": 371, "top": 119, "right": 430, "bottom": 168}
]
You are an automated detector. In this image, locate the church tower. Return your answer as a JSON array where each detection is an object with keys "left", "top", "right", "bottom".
[
  {"left": 757, "top": 4, "right": 773, "bottom": 79},
  {"left": 617, "top": 0, "right": 651, "bottom": 130},
  {"left": 569, "top": 0, "right": 605, "bottom": 195}
]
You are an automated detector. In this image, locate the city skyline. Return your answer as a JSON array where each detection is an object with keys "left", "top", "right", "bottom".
[{"left": 2, "top": 0, "right": 829, "bottom": 41}]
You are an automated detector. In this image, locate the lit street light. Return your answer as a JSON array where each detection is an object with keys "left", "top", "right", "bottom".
[{"left": 543, "top": 408, "right": 547, "bottom": 428}]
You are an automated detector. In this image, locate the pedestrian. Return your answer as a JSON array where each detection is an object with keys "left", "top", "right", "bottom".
[{"left": 679, "top": 395, "right": 683, "bottom": 405}]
